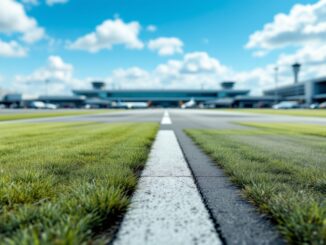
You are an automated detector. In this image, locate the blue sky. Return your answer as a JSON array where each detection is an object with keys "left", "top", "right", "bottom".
[{"left": 0, "top": 0, "right": 325, "bottom": 95}]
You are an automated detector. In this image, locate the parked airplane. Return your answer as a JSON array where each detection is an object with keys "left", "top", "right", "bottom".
[
  {"left": 272, "top": 101, "right": 299, "bottom": 109},
  {"left": 181, "top": 98, "right": 196, "bottom": 109},
  {"left": 113, "top": 101, "right": 149, "bottom": 109},
  {"left": 28, "top": 101, "right": 58, "bottom": 109}
]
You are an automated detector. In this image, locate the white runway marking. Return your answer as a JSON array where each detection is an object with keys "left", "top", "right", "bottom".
[
  {"left": 113, "top": 130, "right": 221, "bottom": 245},
  {"left": 160, "top": 110, "right": 172, "bottom": 124}
]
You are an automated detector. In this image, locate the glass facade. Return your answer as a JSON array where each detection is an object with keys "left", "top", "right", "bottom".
[
  {"left": 263, "top": 78, "right": 326, "bottom": 103},
  {"left": 73, "top": 89, "right": 249, "bottom": 103}
]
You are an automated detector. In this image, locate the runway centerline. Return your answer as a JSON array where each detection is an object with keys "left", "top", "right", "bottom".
[
  {"left": 113, "top": 130, "right": 221, "bottom": 245},
  {"left": 160, "top": 110, "right": 172, "bottom": 125}
]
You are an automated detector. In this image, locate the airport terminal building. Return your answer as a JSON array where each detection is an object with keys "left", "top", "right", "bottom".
[
  {"left": 264, "top": 77, "right": 326, "bottom": 104},
  {"left": 73, "top": 81, "right": 250, "bottom": 107}
]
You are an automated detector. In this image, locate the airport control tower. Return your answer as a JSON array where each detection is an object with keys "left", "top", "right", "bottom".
[{"left": 292, "top": 63, "right": 301, "bottom": 84}]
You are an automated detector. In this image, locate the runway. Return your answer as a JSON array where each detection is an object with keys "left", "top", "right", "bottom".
[
  {"left": 5, "top": 108, "right": 325, "bottom": 126},
  {"left": 3, "top": 109, "right": 326, "bottom": 244}
]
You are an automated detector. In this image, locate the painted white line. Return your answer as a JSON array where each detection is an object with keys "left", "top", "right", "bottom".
[
  {"left": 160, "top": 110, "right": 172, "bottom": 125},
  {"left": 114, "top": 130, "right": 221, "bottom": 245},
  {"left": 141, "top": 130, "right": 190, "bottom": 177}
]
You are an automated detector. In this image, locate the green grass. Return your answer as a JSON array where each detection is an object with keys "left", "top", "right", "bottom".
[
  {"left": 0, "top": 122, "right": 158, "bottom": 244},
  {"left": 239, "top": 122, "right": 326, "bottom": 138},
  {"left": 223, "top": 109, "right": 326, "bottom": 118},
  {"left": 186, "top": 123, "right": 326, "bottom": 244},
  {"left": 0, "top": 110, "right": 117, "bottom": 121}
]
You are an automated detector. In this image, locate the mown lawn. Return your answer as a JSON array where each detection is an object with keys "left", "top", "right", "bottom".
[
  {"left": 0, "top": 110, "right": 116, "bottom": 121},
  {"left": 223, "top": 109, "right": 326, "bottom": 118},
  {"left": 239, "top": 122, "right": 326, "bottom": 137},
  {"left": 0, "top": 122, "right": 158, "bottom": 244},
  {"left": 186, "top": 123, "right": 326, "bottom": 244}
]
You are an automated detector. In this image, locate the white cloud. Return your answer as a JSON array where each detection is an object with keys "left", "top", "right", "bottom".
[
  {"left": 155, "top": 60, "right": 182, "bottom": 79},
  {"left": 10, "top": 52, "right": 232, "bottom": 95},
  {"left": 21, "top": 0, "right": 69, "bottom": 6},
  {"left": 112, "top": 67, "right": 150, "bottom": 80},
  {"left": 68, "top": 18, "right": 144, "bottom": 52},
  {"left": 0, "top": 0, "right": 45, "bottom": 43},
  {"left": 0, "top": 78, "right": 9, "bottom": 98},
  {"left": 234, "top": 41, "right": 326, "bottom": 94},
  {"left": 155, "top": 52, "right": 230, "bottom": 77},
  {"left": 135, "top": 49, "right": 325, "bottom": 94},
  {"left": 241, "top": 0, "right": 326, "bottom": 93},
  {"left": 21, "top": 0, "right": 39, "bottom": 5},
  {"left": 10, "top": 50, "right": 326, "bottom": 97},
  {"left": 0, "top": 39, "right": 27, "bottom": 57},
  {"left": 277, "top": 43, "right": 326, "bottom": 66},
  {"left": 232, "top": 66, "right": 276, "bottom": 95},
  {"left": 46, "top": 0, "right": 69, "bottom": 6},
  {"left": 14, "top": 56, "right": 87, "bottom": 96},
  {"left": 107, "top": 67, "right": 160, "bottom": 89},
  {"left": 146, "top": 25, "right": 157, "bottom": 32},
  {"left": 246, "top": 0, "right": 326, "bottom": 52},
  {"left": 0, "top": 75, "right": 4, "bottom": 90},
  {"left": 148, "top": 37, "right": 183, "bottom": 56},
  {"left": 180, "top": 52, "right": 228, "bottom": 74},
  {"left": 15, "top": 56, "right": 73, "bottom": 83},
  {"left": 108, "top": 52, "right": 306, "bottom": 93},
  {"left": 23, "top": 27, "right": 45, "bottom": 43},
  {"left": 106, "top": 52, "right": 232, "bottom": 90},
  {"left": 275, "top": 44, "right": 326, "bottom": 82}
]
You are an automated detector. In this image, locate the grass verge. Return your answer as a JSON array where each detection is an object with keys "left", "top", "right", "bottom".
[
  {"left": 0, "top": 110, "right": 117, "bottom": 121},
  {"left": 186, "top": 123, "right": 326, "bottom": 244},
  {"left": 0, "top": 122, "right": 158, "bottom": 244},
  {"left": 222, "top": 109, "right": 326, "bottom": 118},
  {"left": 238, "top": 122, "right": 326, "bottom": 137}
]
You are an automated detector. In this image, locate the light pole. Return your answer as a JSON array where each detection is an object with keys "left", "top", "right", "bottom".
[{"left": 274, "top": 66, "right": 278, "bottom": 104}]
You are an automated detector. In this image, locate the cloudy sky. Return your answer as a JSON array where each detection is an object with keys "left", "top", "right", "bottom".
[{"left": 0, "top": 0, "right": 326, "bottom": 96}]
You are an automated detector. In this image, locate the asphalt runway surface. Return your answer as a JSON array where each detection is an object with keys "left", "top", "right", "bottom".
[
  {"left": 4, "top": 108, "right": 326, "bottom": 126},
  {"left": 3, "top": 109, "right": 326, "bottom": 244}
]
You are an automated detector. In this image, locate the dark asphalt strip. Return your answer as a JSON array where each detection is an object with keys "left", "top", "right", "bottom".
[{"left": 170, "top": 126, "right": 284, "bottom": 245}]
